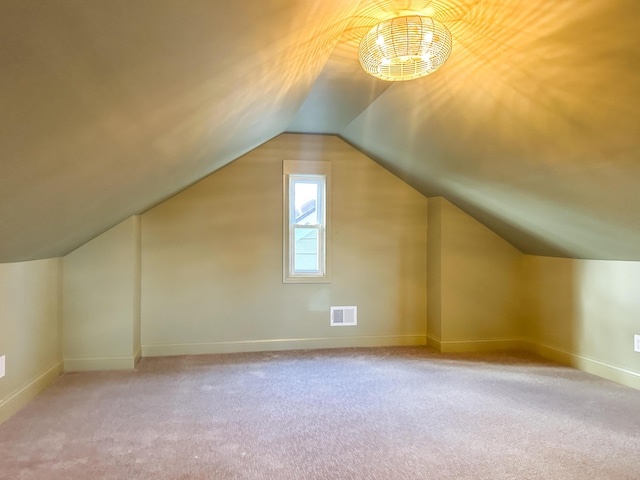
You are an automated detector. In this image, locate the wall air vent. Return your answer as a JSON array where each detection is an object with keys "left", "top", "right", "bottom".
[{"left": 330, "top": 306, "right": 357, "bottom": 326}]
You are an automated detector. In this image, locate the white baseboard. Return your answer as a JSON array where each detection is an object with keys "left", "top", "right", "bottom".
[
  {"left": 0, "top": 361, "right": 63, "bottom": 425},
  {"left": 426, "top": 334, "right": 441, "bottom": 351},
  {"left": 64, "top": 356, "right": 137, "bottom": 372},
  {"left": 142, "top": 334, "right": 427, "bottom": 357},
  {"left": 524, "top": 340, "right": 640, "bottom": 390},
  {"left": 426, "top": 336, "right": 639, "bottom": 390},
  {"left": 434, "top": 337, "right": 527, "bottom": 353}
]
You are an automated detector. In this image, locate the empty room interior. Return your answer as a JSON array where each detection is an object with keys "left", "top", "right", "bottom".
[{"left": 1, "top": 0, "right": 640, "bottom": 478}]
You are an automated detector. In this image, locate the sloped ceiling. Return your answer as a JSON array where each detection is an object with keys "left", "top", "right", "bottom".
[{"left": 1, "top": 0, "right": 639, "bottom": 262}]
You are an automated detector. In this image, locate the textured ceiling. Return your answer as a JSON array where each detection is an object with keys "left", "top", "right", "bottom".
[{"left": 1, "top": 0, "right": 639, "bottom": 262}]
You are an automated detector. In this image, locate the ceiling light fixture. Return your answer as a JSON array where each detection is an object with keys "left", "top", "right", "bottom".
[{"left": 359, "top": 15, "right": 452, "bottom": 81}]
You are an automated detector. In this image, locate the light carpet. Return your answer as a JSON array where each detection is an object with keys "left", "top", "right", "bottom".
[{"left": 1, "top": 347, "right": 639, "bottom": 479}]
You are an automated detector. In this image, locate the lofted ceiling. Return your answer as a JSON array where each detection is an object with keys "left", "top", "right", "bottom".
[{"left": 1, "top": 0, "right": 639, "bottom": 262}]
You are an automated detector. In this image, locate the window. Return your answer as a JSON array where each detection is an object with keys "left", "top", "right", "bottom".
[{"left": 283, "top": 160, "right": 331, "bottom": 283}]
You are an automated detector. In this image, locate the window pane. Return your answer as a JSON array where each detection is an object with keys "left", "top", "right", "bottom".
[
  {"left": 293, "top": 180, "right": 321, "bottom": 225},
  {"left": 293, "top": 227, "right": 319, "bottom": 273},
  {"left": 283, "top": 165, "right": 329, "bottom": 283}
]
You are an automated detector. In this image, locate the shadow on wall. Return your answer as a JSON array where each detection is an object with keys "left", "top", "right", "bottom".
[
  {"left": 525, "top": 255, "right": 640, "bottom": 389},
  {"left": 339, "top": 0, "right": 640, "bottom": 260},
  {"left": 525, "top": 255, "right": 577, "bottom": 359}
]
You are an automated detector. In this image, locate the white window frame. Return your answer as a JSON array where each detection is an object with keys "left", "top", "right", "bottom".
[{"left": 283, "top": 160, "right": 331, "bottom": 283}]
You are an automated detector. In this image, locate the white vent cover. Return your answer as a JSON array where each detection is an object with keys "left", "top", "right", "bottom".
[{"left": 330, "top": 306, "right": 357, "bottom": 326}]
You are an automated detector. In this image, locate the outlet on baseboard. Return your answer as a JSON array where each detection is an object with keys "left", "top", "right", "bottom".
[
  {"left": 0, "top": 355, "right": 5, "bottom": 378},
  {"left": 634, "top": 335, "right": 640, "bottom": 353}
]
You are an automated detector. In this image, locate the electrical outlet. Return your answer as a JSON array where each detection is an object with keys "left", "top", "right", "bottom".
[
  {"left": 635, "top": 335, "right": 640, "bottom": 353},
  {"left": 0, "top": 355, "right": 5, "bottom": 378}
]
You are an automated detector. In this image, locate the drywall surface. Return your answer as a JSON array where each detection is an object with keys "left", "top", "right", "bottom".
[
  {"left": 132, "top": 216, "right": 142, "bottom": 363},
  {"left": 426, "top": 197, "right": 442, "bottom": 343},
  {"left": 0, "top": 258, "right": 62, "bottom": 424},
  {"left": 436, "top": 197, "right": 524, "bottom": 350},
  {"left": 524, "top": 255, "right": 640, "bottom": 389},
  {"left": 141, "top": 134, "right": 427, "bottom": 355},
  {"left": 63, "top": 217, "right": 140, "bottom": 370}
]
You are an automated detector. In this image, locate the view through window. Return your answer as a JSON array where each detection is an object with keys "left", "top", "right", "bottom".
[{"left": 283, "top": 161, "right": 331, "bottom": 283}]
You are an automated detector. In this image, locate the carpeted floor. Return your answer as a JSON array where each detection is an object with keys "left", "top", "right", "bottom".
[{"left": 1, "top": 347, "right": 639, "bottom": 479}]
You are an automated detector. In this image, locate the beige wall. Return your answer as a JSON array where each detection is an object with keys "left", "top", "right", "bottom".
[
  {"left": 141, "top": 134, "right": 427, "bottom": 355},
  {"left": 132, "top": 217, "right": 142, "bottom": 363},
  {"left": 426, "top": 197, "right": 442, "bottom": 343},
  {"left": 428, "top": 197, "right": 524, "bottom": 351},
  {"left": 63, "top": 216, "right": 141, "bottom": 371},
  {"left": 0, "top": 258, "right": 62, "bottom": 424},
  {"left": 5, "top": 131, "right": 640, "bottom": 429},
  {"left": 524, "top": 255, "right": 640, "bottom": 389},
  {"left": 427, "top": 197, "right": 639, "bottom": 389}
]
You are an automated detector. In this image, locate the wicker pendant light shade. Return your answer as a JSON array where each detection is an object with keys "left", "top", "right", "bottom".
[{"left": 359, "top": 15, "right": 452, "bottom": 81}]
